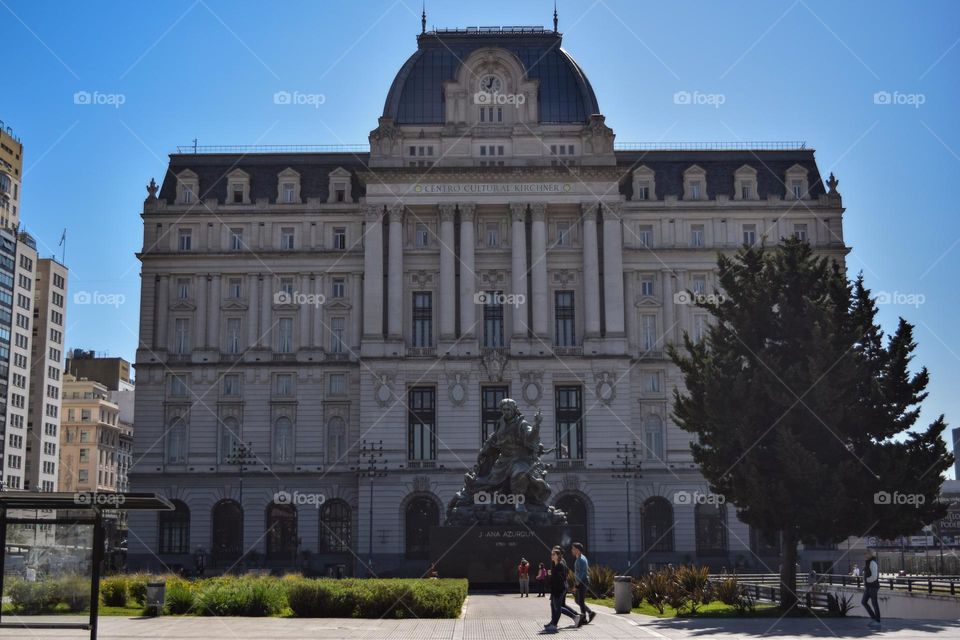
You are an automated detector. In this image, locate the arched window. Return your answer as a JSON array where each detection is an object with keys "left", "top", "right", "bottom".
[
  {"left": 642, "top": 497, "right": 674, "bottom": 552},
  {"left": 211, "top": 499, "right": 243, "bottom": 564},
  {"left": 266, "top": 502, "right": 298, "bottom": 562},
  {"left": 644, "top": 415, "right": 664, "bottom": 460},
  {"left": 166, "top": 417, "right": 186, "bottom": 464},
  {"left": 695, "top": 502, "right": 728, "bottom": 556},
  {"left": 405, "top": 497, "right": 439, "bottom": 559},
  {"left": 220, "top": 417, "right": 240, "bottom": 464},
  {"left": 158, "top": 499, "right": 189, "bottom": 554},
  {"left": 319, "top": 499, "right": 352, "bottom": 553},
  {"left": 326, "top": 417, "right": 346, "bottom": 464},
  {"left": 274, "top": 417, "right": 293, "bottom": 464},
  {"left": 555, "top": 494, "right": 589, "bottom": 550}
]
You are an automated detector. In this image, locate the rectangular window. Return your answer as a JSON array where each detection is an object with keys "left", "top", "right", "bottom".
[
  {"left": 228, "top": 278, "right": 242, "bottom": 298},
  {"left": 793, "top": 223, "right": 808, "bottom": 241},
  {"left": 482, "top": 291, "right": 504, "bottom": 348},
  {"left": 692, "top": 275, "right": 707, "bottom": 295},
  {"left": 230, "top": 228, "right": 244, "bottom": 251},
  {"left": 792, "top": 180, "right": 803, "bottom": 199},
  {"left": 178, "top": 229, "right": 192, "bottom": 251},
  {"left": 693, "top": 314, "right": 709, "bottom": 343},
  {"left": 638, "top": 225, "right": 653, "bottom": 247},
  {"left": 641, "top": 314, "right": 657, "bottom": 351},
  {"left": 226, "top": 317, "right": 242, "bottom": 353},
  {"left": 232, "top": 185, "right": 244, "bottom": 203},
  {"left": 330, "top": 317, "right": 345, "bottom": 353},
  {"left": 641, "top": 277, "right": 655, "bottom": 297},
  {"left": 481, "top": 386, "right": 508, "bottom": 443},
  {"left": 333, "top": 227, "right": 347, "bottom": 250},
  {"left": 332, "top": 278, "right": 345, "bottom": 298},
  {"left": 741, "top": 183, "right": 752, "bottom": 200},
  {"left": 408, "top": 387, "right": 436, "bottom": 460},
  {"left": 223, "top": 374, "right": 240, "bottom": 396},
  {"left": 742, "top": 224, "right": 757, "bottom": 246},
  {"left": 691, "top": 181, "right": 702, "bottom": 200},
  {"left": 636, "top": 182, "right": 650, "bottom": 200},
  {"left": 643, "top": 372, "right": 661, "bottom": 393},
  {"left": 281, "top": 227, "right": 295, "bottom": 250},
  {"left": 486, "top": 222, "right": 499, "bottom": 248},
  {"left": 176, "top": 278, "right": 190, "bottom": 300},
  {"left": 282, "top": 182, "right": 295, "bottom": 203},
  {"left": 554, "top": 291, "right": 576, "bottom": 347},
  {"left": 329, "top": 373, "right": 346, "bottom": 395},
  {"left": 555, "top": 386, "right": 583, "bottom": 459},
  {"left": 174, "top": 318, "right": 190, "bottom": 354},
  {"left": 412, "top": 292, "right": 433, "bottom": 347},
  {"left": 415, "top": 223, "right": 429, "bottom": 248},
  {"left": 556, "top": 220, "right": 571, "bottom": 246},
  {"left": 691, "top": 224, "right": 705, "bottom": 247},
  {"left": 277, "top": 318, "right": 294, "bottom": 353},
  {"left": 275, "top": 373, "right": 294, "bottom": 396}
]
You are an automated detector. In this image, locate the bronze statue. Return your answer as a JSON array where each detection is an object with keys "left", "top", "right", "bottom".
[{"left": 446, "top": 398, "right": 567, "bottom": 526}]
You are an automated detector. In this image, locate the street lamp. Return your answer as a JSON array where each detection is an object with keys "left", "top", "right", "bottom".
[
  {"left": 356, "top": 440, "right": 388, "bottom": 577},
  {"left": 612, "top": 441, "right": 642, "bottom": 576}
]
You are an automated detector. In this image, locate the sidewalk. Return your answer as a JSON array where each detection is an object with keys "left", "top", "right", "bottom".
[{"left": 0, "top": 593, "right": 957, "bottom": 639}]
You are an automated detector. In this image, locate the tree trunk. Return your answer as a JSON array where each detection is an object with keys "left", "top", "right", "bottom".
[{"left": 779, "top": 528, "right": 798, "bottom": 610}]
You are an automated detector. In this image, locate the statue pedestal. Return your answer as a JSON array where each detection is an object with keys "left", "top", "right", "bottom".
[{"left": 429, "top": 525, "right": 586, "bottom": 585}]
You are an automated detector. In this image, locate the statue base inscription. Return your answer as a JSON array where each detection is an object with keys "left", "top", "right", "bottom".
[{"left": 429, "top": 525, "right": 586, "bottom": 585}]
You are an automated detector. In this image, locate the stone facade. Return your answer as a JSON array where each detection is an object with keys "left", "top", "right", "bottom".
[{"left": 129, "top": 26, "right": 848, "bottom": 576}]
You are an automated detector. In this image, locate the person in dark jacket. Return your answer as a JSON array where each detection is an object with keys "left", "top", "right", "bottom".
[
  {"left": 861, "top": 549, "right": 882, "bottom": 629},
  {"left": 544, "top": 547, "right": 580, "bottom": 632}
]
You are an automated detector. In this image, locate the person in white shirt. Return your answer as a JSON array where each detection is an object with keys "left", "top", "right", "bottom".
[{"left": 861, "top": 549, "right": 881, "bottom": 628}]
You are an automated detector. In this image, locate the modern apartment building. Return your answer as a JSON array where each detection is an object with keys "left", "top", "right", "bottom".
[{"left": 0, "top": 120, "right": 22, "bottom": 230}]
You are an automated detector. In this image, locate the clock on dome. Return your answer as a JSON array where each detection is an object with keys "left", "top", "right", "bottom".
[{"left": 479, "top": 74, "right": 502, "bottom": 93}]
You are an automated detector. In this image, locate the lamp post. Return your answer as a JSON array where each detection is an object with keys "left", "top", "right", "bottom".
[
  {"left": 225, "top": 441, "right": 255, "bottom": 566},
  {"left": 356, "top": 440, "right": 387, "bottom": 577},
  {"left": 612, "top": 440, "right": 642, "bottom": 575}
]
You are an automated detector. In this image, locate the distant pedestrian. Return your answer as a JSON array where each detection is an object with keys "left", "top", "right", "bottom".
[
  {"left": 544, "top": 547, "right": 579, "bottom": 632},
  {"left": 861, "top": 549, "right": 881, "bottom": 629},
  {"left": 518, "top": 558, "right": 530, "bottom": 597},
  {"left": 536, "top": 562, "right": 547, "bottom": 597},
  {"left": 571, "top": 542, "right": 596, "bottom": 626}
]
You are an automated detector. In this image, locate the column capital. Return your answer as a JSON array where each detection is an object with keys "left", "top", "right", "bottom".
[
  {"left": 388, "top": 204, "right": 404, "bottom": 223},
  {"left": 599, "top": 201, "right": 623, "bottom": 219},
  {"left": 530, "top": 202, "right": 547, "bottom": 222},
  {"left": 458, "top": 203, "right": 477, "bottom": 221},
  {"left": 509, "top": 202, "right": 527, "bottom": 223},
  {"left": 438, "top": 203, "right": 457, "bottom": 222},
  {"left": 580, "top": 202, "right": 598, "bottom": 220},
  {"left": 364, "top": 205, "right": 383, "bottom": 222}
]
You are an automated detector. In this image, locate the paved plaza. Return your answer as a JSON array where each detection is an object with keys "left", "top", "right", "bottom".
[{"left": 1, "top": 594, "right": 958, "bottom": 639}]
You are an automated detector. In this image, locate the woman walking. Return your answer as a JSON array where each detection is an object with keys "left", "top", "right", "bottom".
[
  {"left": 518, "top": 558, "right": 530, "bottom": 597},
  {"left": 544, "top": 547, "right": 580, "bottom": 633},
  {"left": 536, "top": 562, "right": 548, "bottom": 597}
]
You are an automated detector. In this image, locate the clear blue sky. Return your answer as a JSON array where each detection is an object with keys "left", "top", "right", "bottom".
[{"left": 4, "top": 0, "right": 959, "bottom": 471}]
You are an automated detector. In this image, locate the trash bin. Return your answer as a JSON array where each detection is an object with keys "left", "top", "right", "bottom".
[
  {"left": 145, "top": 581, "right": 166, "bottom": 616},
  {"left": 614, "top": 575, "right": 633, "bottom": 614}
]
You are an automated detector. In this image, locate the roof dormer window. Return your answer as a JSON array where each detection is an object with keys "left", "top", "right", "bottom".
[
  {"left": 632, "top": 166, "right": 657, "bottom": 202},
  {"left": 734, "top": 165, "right": 759, "bottom": 201},
  {"left": 327, "top": 167, "right": 353, "bottom": 204},
  {"left": 276, "top": 168, "right": 301, "bottom": 204},
  {"left": 175, "top": 170, "right": 199, "bottom": 205},
  {"left": 683, "top": 165, "right": 708, "bottom": 201},
  {"left": 785, "top": 164, "right": 810, "bottom": 200},
  {"left": 226, "top": 169, "right": 250, "bottom": 205}
]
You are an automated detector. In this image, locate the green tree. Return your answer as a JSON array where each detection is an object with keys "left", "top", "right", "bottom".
[{"left": 668, "top": 238, "right": 952, "bottom": 610}]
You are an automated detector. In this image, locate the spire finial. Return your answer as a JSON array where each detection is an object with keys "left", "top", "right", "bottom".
[
  {"left": 553, "top": 0, "right": 558, "bottom": 32},
  {"left": 421, "top": 2, "right": 426, "bottom": 34}
]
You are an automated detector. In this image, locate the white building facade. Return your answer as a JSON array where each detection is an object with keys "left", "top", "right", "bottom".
[{"left": 128, "top": 26, "right": 848, "bottom": 576}]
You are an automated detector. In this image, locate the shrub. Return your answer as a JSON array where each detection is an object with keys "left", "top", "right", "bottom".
[
  {"left": 639, "top": 571, "right": 671, "bottom": 614},
  {"left": 127, "top": 573, "right": 151, "bottom": 606},
  {"left": 7, "top": 578, "right": 60, "bottom": 614},
  {"left": 100, "top": 575, "right": 128, "bottom": 607},
  {"left": 57, "top": 574, "right": 91, "bottom": 612},
  {"left": 674, "top": 565, "right": 710, "bottom": 614},
  {"left": 827, "top": 591, "right": 855, "bottom": 617},
  {"left": 587, "top": 565, "right": 615, "bottom": 598},
  {"left": 713, "top": 576, "right": 742, "bottom": 606},
  {"left": 164, "top": 581, "right": 196, "bottom": 615},
  {"left": 285, "top": 578, "right": 467, "bottom": 619},
  {"left": 195, "top": 577, "right": 285, "bottom": 617}
]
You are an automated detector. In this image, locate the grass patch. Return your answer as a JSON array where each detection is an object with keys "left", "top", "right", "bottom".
[{"left": 588, "top": 597, "right": 783, "bottom": 618}]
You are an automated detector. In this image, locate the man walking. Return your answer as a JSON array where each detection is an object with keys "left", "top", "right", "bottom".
[
  {"left": 518, "top": 558, "right": 530, "bottom": 597},
  {"left": 544, "top": 547, "right": 579, "bottom": 632},
  {"left": 571, "top": 542, "right": 596, "bottom": 626},
  {"left": 861, "top": 549, "right": 881, "bottom": 629}
]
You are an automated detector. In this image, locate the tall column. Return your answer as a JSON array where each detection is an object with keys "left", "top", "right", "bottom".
[
  {"left": 387, "top": 205, "right": 404, "bottom": 339},
  {"left": 155, "top": 275, "right": 169, "bottom": 350},
  {"left": 439, "top": 203, "right": 457, "bottom": 340},
  {"left": 661, "top": 269, "right": 675, "bottom": 348},
  {"left": 312, "top": 274, "right": 324, "bottom": 348},
  {"left": 247, "top": 274, "right": 259, "bottom": 348},
  {"left": 299, "top": 273, "right": 311, "bottom": 350},
  {"left": 601, "top": 203, "right": 625, "bottom": 335},
  {"left": 208, "top": 274, "right": 221, "bottom": 349},
  {"left": 530, "top": 203, "right": 549, "bottom": 338},
  {"left": 362, "top": 205, "right": 384, "bottom": 338},
  {"left": 351, "top": 274, "right": 363, "bottom": 350},
  {"left": 260, "top": 274, "right": 272, "bottom": 347},
  {"left": 675, "top": 269, "right": 689, "bottom": 342},
  {"left": 510, "top": 203, "right": 528, "bottom": 338},
  {"left": 581, "top": 203, "right": 601, "bottom": 338},
  {"left": 458, "top": 204, "right": 477, "bottom": 338},
  {"left": 195, "top": 274, "right": 207, "bottom": 350}
]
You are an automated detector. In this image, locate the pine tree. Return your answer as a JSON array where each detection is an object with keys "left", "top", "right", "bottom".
[{"left": 668, "top": 238, "right": 952, "bottom": 610}]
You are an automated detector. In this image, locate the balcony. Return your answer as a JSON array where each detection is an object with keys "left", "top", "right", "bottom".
[
  {"left": 407, "top": 347, "right": 436, "bottom": 358},
  {"left": 553, "top": 346, "right": 582, "bottom": 357}
]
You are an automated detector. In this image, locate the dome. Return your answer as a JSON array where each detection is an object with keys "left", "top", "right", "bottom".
[{"left": 383, "top": 28, "right": 600, "bottom": 125}]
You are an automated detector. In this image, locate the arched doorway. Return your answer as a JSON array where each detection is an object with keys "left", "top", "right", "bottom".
[
  {"left": 555, "top": 494, "right": 589, "bottom": 550},
  {"left": 266, "top": 502, "right": 298, "bottom": 563},
  {"left": 695, "top": 502, "right": 728, "bottom": 557},
  {"left": 404, "top": 496, "right": 439, "bottom": 559},
  {"left": 158, "top": 499, "right": 189, "bottom": 555},
  {"left": 642, "top": 497, "right": 674, "bottom": 552},
  {"left": 211, "top": 499, "right": 243, "bottom": 565}
]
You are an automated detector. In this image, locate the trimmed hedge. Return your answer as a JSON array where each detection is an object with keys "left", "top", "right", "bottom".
[
  {"left": 285, "top": 578, "right": 467, "bottom": 618},
  {"left": 5, "top": 575, "right": 91, "bottom": 614}
]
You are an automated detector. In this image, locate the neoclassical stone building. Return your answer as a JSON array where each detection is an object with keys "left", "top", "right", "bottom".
[{"left": 128, "top": 24, "right": 848, "bottom": 576}]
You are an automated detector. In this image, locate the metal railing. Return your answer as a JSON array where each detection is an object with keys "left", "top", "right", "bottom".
[
  {"left": 175, "top": 144, "right": 368, "bottom": 154},
  {"left": 614, "top": 141, "right": 807, "bottom": 151},
  {"left": 735, "top": 573, "right": 960, "bottom": 597}
]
